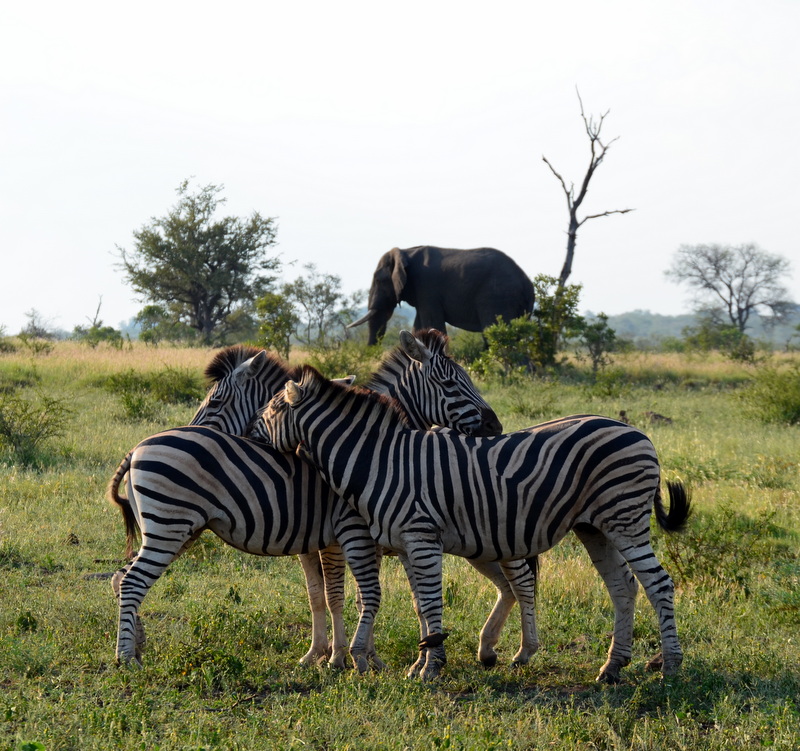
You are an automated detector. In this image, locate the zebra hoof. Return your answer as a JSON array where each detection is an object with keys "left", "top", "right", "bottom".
[
  {"left": 368, "top": 654, "right": 388, "bottom": 672},
  {"left": 116, "top": 654, "right": 143, "bottom": 669},
  {"left": 480, "top": 653, "right": 498, "bottom": 669},
  {"left": 596, "top": 669, "right": 621, "bottom": 685}
]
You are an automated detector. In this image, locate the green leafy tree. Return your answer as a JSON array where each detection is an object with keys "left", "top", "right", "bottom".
[
  {"left": 256, "top": 291, "right": 299, "bottom": 359},
  {"left": 71, "top": 300, "right": 124, "bottom": 349},
  {"left": 578, "top": 313, "right": 617, "bottom": 374},
  {"left": 284, "top": 264, "right": 362, "bottom": 347},
  {"left": 665, "top": 243, "right": 794, "bottom": 334},
  {"left": 118, "top": 180, "right": 280, "bottom": 345},
  {"left": 473, "top": 276, "right": 584, "bottom": 378},
  {"left": 532, "top": 274, "right": 584, "bottom": 367},
  {"left": 134, "top": 305, "right": 199, "bottom": 346}
]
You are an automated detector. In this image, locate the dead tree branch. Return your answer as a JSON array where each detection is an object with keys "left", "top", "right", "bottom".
[{"left": 543, "top": 90, "right": 634, "bottom": 293}]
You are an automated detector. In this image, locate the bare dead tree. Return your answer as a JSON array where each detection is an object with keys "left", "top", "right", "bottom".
[{"left": 543, "top": 91, "right": 634, "bottom": 294}]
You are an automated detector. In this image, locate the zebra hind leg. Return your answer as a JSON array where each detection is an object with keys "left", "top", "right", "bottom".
[
  {"left": 614, "top": 539, "right": 683, "bottom": 679},
  {"left": 115, "top": 538, "right": 182, "bottom": 666},
  {"left": 466, "top": 559, "right": 516, "bottom": 668},
  {"left": 112, "top": 561, "right": 146, "bottom": 662},
  {"left": 574, "top": 526, "right": 638, "bottom": 684}
]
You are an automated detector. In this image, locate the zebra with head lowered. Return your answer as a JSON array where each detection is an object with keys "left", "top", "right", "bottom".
[
  {"left": 107, "top": 331, "right": 510, "bottom": 669},
  {"left": 260, "top": 367, "right": 691, "bottom": 683}
]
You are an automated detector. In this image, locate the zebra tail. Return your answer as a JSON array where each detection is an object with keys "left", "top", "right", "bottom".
[
  {"left": 653, "top": 480, "right": 692, "bottom": 533},
  {"left": 106, "top": 450, "right": 140, "bottom": 560}
]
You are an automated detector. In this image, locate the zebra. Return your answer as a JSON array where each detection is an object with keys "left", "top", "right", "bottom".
[
  {"left": 108, "top": 330, "right": 512, "bottom": 670},
  {"left": 259, "top": 366, "right": 691, "bottom": 683}
]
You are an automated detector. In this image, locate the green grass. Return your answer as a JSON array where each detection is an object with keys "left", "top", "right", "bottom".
[{"left": 0, "top": 344, "right": 799, "bottom": 749}]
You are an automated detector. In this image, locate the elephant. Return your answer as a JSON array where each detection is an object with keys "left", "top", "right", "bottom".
[{"left": 348, "top": 246, "right": 535, "bottom": 345}]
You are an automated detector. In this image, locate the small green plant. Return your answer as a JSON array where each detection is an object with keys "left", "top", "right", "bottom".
[
  {"left": 661, "top": 504, "right": 783, "bottom": 592},
  {"left": 255, "top": 291, "right": 299, "bottom": 359},
  {"left": 16, "top": 333, "right": 53, "bottom": 357},
  {"left": 102, "top": 366, "right": 204, "bottom": 419},
  {"left": 0, "top": 390, "right": 73, "bottom": 464},
  {"left": 0, "top": 365, "right": 40, "bottom": 393},
  {"left": 737, "top": 361, "right": 800, "bottom": 425},
  {"left": 305, "top": 339, "right": 382, "bottom": 383},
  {"left": 576, "top": 312, "right": 617, "bottom": 374}
]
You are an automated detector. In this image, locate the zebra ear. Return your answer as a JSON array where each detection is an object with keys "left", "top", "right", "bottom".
[
  {"left": 399, "top": 330, "right": 433, "bottom": 365},
  {"left": 234, "top": 351, "right": 268, "bottom": 382},
  {"left": 285, "top": 380, "right": 304, "bottom": 406},
  {"left": 243, "top": 351, "right": 269, "bottom": 379},
  {"left": 332, "top": 375, "right": 356, "bottom": 387}
]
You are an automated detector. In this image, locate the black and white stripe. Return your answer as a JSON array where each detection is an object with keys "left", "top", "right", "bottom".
[
  {"left": 261, "top": 367, "right": 690, "bottom": 683},
  {"left": 108, "top": 331, "right": 507, "bottom": 669}
]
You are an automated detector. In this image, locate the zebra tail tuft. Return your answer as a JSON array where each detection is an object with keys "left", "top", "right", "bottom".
[
  {"left": 106, "top": 451, "right": 141, "bottom": 560},
  {"left": 654, "top": 480, "right": 692, "bottom": 533}
]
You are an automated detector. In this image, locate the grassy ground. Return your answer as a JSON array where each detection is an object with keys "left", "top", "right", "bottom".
[{"left": 1, "top": 342, "right": 799, "bottom": 750}]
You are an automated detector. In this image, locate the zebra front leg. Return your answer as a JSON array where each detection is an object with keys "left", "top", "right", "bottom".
[
  {"left": 399, "top": 535, "right": 447, "bottom": 681},
  {"left": 336, "top": 528, "right": 384, "bottom": 674},
  {"left": 297, "top": 552, "right": 333, "bottom": 666},
  {"left": 467, "top": 559, "right": 516, "bottom": 667},
  {"left": 319, "top": 546, "right": 351, "bottom": 669},
  {"left": 398, "top": 553, "right": 427, "bottom": 677},
  {"left": 574, "top": 526, "right": 639, "bottom": 684}
]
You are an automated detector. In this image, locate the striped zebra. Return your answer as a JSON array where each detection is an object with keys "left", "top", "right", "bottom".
[
  {"left": 260, "top": 366, "right": 691, "bottom": 683},
  {"left": 108, "top": 330, "right": 510, "bottom": 670}
]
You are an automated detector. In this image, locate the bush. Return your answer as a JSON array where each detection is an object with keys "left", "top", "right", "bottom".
[
  {"left": 101, "top": 366, "right": 205, "bottom": 420},
  {"left": 0, "top": 390, "right": 73, "bottom": 465},
  {"left": 304, "top": 340, "right": 382, "bottom": 383},
  {"left": 738, "top": 361, "right": 800, "bottom": 425},
  {"left": 661, "top": 504, "right": 785, "bottom": 593}
]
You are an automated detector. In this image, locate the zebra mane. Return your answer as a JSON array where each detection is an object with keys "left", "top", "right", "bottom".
[
  {"left": 367, "top": 328, "right": 450, "bottom": 388},
  {"left": 300, "top": 365, "right": 411, "bottom": 428},
  {"left": 204, "top": 345, "right": 291, "bottom": 384}
]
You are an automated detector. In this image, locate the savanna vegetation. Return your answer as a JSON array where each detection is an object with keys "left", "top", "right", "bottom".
[{"left": 1, "top": 339, "right": 799, "bottom": 750}]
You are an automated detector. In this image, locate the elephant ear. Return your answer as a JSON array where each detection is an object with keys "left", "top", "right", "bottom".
[{"left": 390, "top": 247, "right": 408, "bottom": 303}]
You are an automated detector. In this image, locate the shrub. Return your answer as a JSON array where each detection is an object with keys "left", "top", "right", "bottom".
[
  {"left": 304, "top": 340, "right": 382, "bottom": 383},
  {"left": 0, "top": 390, "right": 73, "bottom": 465},
  {"left": 737, "top": 361, "right": 800, "bottom": 425},
  {"left": 661, "top": 504, "right": 785, "bottom": 593},
  {"left": 101, "top": 366, "right": 205, "bottom": 419}
]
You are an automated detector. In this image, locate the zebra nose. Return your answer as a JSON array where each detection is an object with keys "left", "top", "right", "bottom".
[{"left": 479, "top": 408, "right": 503, "bottom": 436}]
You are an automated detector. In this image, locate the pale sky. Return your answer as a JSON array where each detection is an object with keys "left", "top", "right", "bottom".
[{"left": 2, "top": 0, "right": 798, "bottom": 335}]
